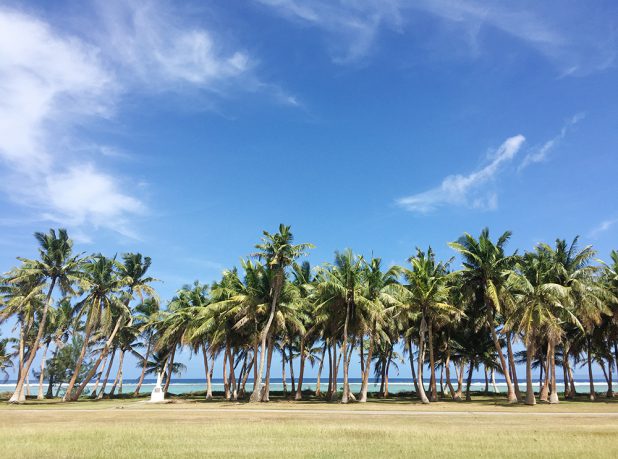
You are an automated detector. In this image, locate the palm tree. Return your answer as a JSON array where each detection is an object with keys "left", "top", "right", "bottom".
[
  {"left": 315, "top": 249, "right": 367, "bottom": 403},
  {"left": 0, "top": 337, "right": 13, "bottom": 381},
  {"left": 8, "top": 229, "right": 83, "bottom": 403},
  {"left": 250, "top": 224, "right": 313, "bottom": 402},
  {"left": 449, "top": 228, "right": 519, "bottom": 403},
  {"left": 402, "top": 247, "right": 459, "bottom": 403},
  {"left": 63, "top": 255, "right": 128, "bottom": 401},
  {"left": 507, "top": 250, "right": 572, "bottom": 404},
  {"left": 133, "top": 298, "right": 161, "bottom": 395},
  {"left": 541, "top": 237, "right": 611, "bottom": 401}
]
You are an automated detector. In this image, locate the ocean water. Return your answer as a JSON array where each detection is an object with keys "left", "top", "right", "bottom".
[{"left": 2, "top": 378, "right": 617, "bottom": 396}]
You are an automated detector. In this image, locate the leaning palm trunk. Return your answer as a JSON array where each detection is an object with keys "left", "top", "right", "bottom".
[
  {"left": 63, "top": 310, "right": 95, "bottom": 401},
  {"left": 91, "top": 353, "right": 108, "bottom": 398},
  {"left": 315, "top": 342, "right": 326, "bottom": 397},
  {"left": 109, "top": 349, "right": 125, "bottom": 397},
  {"left": 549, "top": 341, "right": 559, "bottom": 404},
  {"left": 487, "top": 308, "right": 517, "bottom": 403},
  {"left": 163, "top": 347, "right": 176, "bottom": 394},
  {"left": 281, "top": 351, "right": 288, "bottom": 395},
  {"left": 288, "top": 346, "right": 296, "bottom": 394},
  {"left": 240, "top": 355, "right": 254, "bottom": 398},
  {"left": 37, "top": 342, "right": 50, "bottom": 400},
  {"left": 525, "top": 342, "right": 536, "bottom": 405},
  {"left": 134, "top": 338, "right": 153, "bottom": 396},
  {"left": 417, "top": 317, "right": 430, "bottom": 404},
  {"left": 455, "top": 362, "right": 464, "bottom": 400},
  {"left": 97, "top": 347, "right": 116, "bottom": 399},
  {"left": 607, "top": 360, "right": 613, "bottom": 398},
  {"left": 10, "top": 278, "right": 57, "bottom": 403},
  {"left": 444, "top": 350, "right": 457, "bottom": 400},
  {"left": 251, "top": 273, "right": 282, "bottom": 402},
  {"left": 359, "top": 329, "right": 375, "bottom": 403},
  {"left": 465, "top": 358, "right": 475, "bottom": 401},
  {"left": 73, "top": 315, "right": 125, "bottom": 400}
]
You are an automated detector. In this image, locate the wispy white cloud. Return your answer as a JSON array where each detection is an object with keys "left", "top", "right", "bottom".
[
  {"left": 256, "top": 0, "right": 404, "bottom": 63},
  {"left": 258, "top": 0, "right": 616, "bottom": 73},
  {"left": 397, "top": 135, "right": 525, "bottom": 213},
  {"left": 519, "top": 113, "right": 585, "bottom": 171},
  {"left": 0, "top": 1, "right": 291, "bottom": 240},
  {"left": 588, "top": 218, "right": 618, "bottom": 239}
]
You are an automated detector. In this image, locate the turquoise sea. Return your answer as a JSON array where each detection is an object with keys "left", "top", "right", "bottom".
[{"left": 2, "top": 378, "right": 617, "bottom": 396}]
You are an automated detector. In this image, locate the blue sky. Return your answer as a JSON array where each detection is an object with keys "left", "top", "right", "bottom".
[{"left": 1, "top": 0, "right": 617, "bottom": 379}]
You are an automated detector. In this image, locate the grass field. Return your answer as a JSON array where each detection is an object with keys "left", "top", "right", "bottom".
[{"left": 2, "top": 395, "right": 618, "bottom": 458}]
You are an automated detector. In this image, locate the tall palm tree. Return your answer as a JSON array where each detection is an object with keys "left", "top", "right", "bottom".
[
  {"left": 507, "top": 250, "right": 572, "bottom": 404},
  {"left": 402, "top": 247, "right": 460, "bottom": 403},
  {"left": 250, "top": 224, "right": 313, "bottom": 402},
  {"left": 63, "top": 255, "right": 128, "bottom": 401},
  {"left": 8, "top": 229, "right": 84, "bottom": 403},
  {"left": 449, "top": 228, "right": 519, "bottom": 403}
]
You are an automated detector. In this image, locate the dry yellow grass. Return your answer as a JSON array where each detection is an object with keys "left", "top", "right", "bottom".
[{"left": 2, "top": 396, "right": 618, "bottom": 458}]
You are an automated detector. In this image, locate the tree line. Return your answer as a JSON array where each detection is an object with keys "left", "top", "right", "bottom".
[{"left": 1, "top": 225, "right": 617, "bottom": 405}]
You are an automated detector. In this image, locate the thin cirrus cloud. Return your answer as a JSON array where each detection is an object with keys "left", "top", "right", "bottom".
[
  {"left": 0, "top": 1, "right": 281, "bottom": 241},
  {"left": 396, "top": 135, "right": 526, "bottom": 213},
  {"left": 257, "top": 0, "right": 616, "bottom": 74},
  {"left": 518, "top": 113, "right": 586, "bottom": 171}
]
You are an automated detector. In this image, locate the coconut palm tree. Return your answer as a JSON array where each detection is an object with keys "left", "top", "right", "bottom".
[
  {"left": 250, "top": 224, "right": 313, "bottom": 402},
  {"left": 402, "top": 247, "right": 460, "bottom": 403},
  {"left": 63, "top": 255, "right": 129, "bottom": 401},
  {"left": 449, "top": 228, "right": 519, "bottom": 403},
  {"left": 507, "top": 250, "right": 572, "bottom": 404},
  {"left": 8, "top": 229, "right": 84, "bottom": 403}
]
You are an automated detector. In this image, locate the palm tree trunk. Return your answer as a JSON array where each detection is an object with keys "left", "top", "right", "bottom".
[
  {"left": 525, "top": 342, "right": 536, "bottom": 405},
  {"left": 326, "top": 340, "right": 333, "bottom": 397},
  {"left": 341, "top": 300, "right": 352, "bottom": 404},
  {"left": 109, "top": 348, "right": 125, "bottom": 397},
  {"left": 549, "top": 341, "right": 559, "bottom": 404},
  {"left": 428, "top": 319, "right": 437, "bottom": 402},
  {"left": 253, "top": 339, "right": 259, "bottom": 390},
  {"left": 540, "top": 342, "right": 551, "bottom": 402},
  {"left": 73, "top": 315, "right": 125, "bottom": 400},
  {"left": 607, "top": 358, "right": 614, "bottom": 398},
  {"left": 568, "top": 363, "right": 577, "bottom": 398},
  {"left": 250, "top": 273, "right": 282, "bottom": 402},
  {"left": 563, "top": 346, "right": 571, "bottom": 399},
  {"left": 288, "top": 346, "right": 295, "bottom": 394},
  {"left": 455, "top": 362, "right": 464, "bottom": 400},
  {"left": 487, "top": 307, "right": 517, "bottom": 403},
  {"left": 223, "top": 343, "right": 230, "bottom": 400},
  {"left": 163, "top": 347, "right": 176, "bottom": 394},
  {"left": 202, "top": 344, "right": 212, "bottom": 400},
  {"left": 465, "top": 358, "right": 475, "bottom": 401},
  {"left": 444, "top": 350, "right": 457, "bottom": 400},
  {"left": 440, "top": 364, "right": 444, "bottom": 397},
  {"left": 408, "top": 337, "right": 419, "bottom": 394},
  {"left": 91, "top": 353, "right": 108, "bottom": 398},
  {"left": 506, "top": 333, "right": 522, "bottom": 401},
  {"left": 46, "top": 346, "right": 59, "bottom": 398},
  {"left": 587, "top": 337, "right": 596, "bottom": 401},
  {"left": 97, "top": 347, "right": 116, "bottom": 399},
  {"left": 281, "top": 349, "right": 288, "bottom": 396},
  {"left": 417, "top": 317, "right": 430, "bottom": 404},
  {"left": 63, "top": 309, "right": 95, "bottom": 402},
  {"left": 134, "top": 338, "right": 152, "bottom": 396},
  {"left": 37, "top": 342, "right": 50, "bottom": 400},
  {"left": 228, "top": 347, "right": 237, "bottom": 400},
  {"left": 10, "top": 277, "right": 57, "bottom": 403},
  {"left": 316, "top": 341, "right": 326, "bottom": 397},
  {"left": 484, "top": 366, "right": 489, "bottom": 395},
  {"left": 384, "top": 349, "right": 391, "bottom": 398},
  {"left": 295, "top": 339, "right": 306, "bottom": 400},
  {"left": 359, "top": 328, "right": 375, "bottom": 403},
  {"left": 262, "top": 336, "right": 274, "bottom": 402}
]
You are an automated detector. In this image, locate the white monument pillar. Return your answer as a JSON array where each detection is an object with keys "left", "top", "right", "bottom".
[{"left": 150, "top": 371, "right": 165, "bottom": 402}]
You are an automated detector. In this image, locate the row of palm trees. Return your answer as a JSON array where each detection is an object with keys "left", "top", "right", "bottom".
[{"left": 1, "top": 225, "right": 617, "bottom": 405}]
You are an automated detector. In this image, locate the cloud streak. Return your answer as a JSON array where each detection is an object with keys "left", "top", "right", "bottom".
[
  {"left": 0, "top": 1, "right": 287, "bottom": 240},
  {"left": 518, "top": 113, "right": 585, "bottom": 171},
  {"left": 397, "top": 135, "right": 525, "bottom": 213}
]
